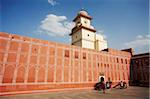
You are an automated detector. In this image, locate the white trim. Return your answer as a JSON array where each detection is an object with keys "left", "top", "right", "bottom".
[
  {"left": 72, "top": 48, "right": 75, "bottom": 82},
  {"left": 0, "top": 36, "right": 131, "bottom": 58},
  {"left": 0, "top": 49, "right": 130, "bottom": 59},
  {"left": 45, "top": 46, "right": 49, "bottom": 83},
  {"left": 0, "top": 37, "right": 11, "bottom": 83},
  {"left": 0, "top": 36, "right": 55, "bottom": 47},
  {"left": 53, "top": 44, "right": 57, "bottom": 83},
  {"left": 62, "top": 48, "right": 64, "bottom": 82},
  {"left": 0, "top": 82, "right": 97, "bottom": 85},
  {"left": 24, "top": 40, "right": 32, "bottom": 83},
  {"left": 0, "top": 87, "right": 94, "bottom": 96},
  {"left": 68, "top": 47, "right": 71, "bottom": 82},
  {"left": 86, "top": 51, "right": 89, "bottom": 82},
  {"left": 91, "top": 51, "right": 94, "bottom": 82},
  {"left": 78, "top": 49, "right": 80, "bottom": 82},
  {"left": 95, "top": 54, "right": 98, "bottom": 81},
  {"left": 79, "top": 49, "right": 82, "bottom": 82},
  {"left": 12, "top": 37, "right": 22, "bottom": 83},
  {"left": 35, "top": 45, "right": 40, "bottom": 83},
  {"left": 80, "top": 49, "right": 83, "bottom": 82}
]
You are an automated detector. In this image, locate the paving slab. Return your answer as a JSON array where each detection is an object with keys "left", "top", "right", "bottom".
[{"left": 0, "top": 86, "right": 149, "bottom": 99}]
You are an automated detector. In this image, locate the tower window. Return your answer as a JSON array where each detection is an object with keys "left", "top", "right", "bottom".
[
  {"left": 65, "top": 50, "right": 69, "bottom": 57},
  {"left": 117, "top": 58, "right": 119, "bottom": 63},
  {"left": 75, "top": 51, "right": 78, "bottom": 59}
]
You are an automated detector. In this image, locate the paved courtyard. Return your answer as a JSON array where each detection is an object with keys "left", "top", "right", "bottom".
[{"left": 1, "top": 86, "right": 149, "bottom": 99}]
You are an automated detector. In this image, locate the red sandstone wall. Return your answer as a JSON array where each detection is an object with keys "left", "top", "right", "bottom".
[
  {"left": 0, "top": 32, "right": 131, "bottom": 95},
  {"left": 130, "top": 54, "right": 149, "bottom": 86}
]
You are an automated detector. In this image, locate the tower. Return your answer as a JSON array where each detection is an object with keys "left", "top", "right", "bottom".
[
  {"left": 70, "top": 10, "right": 108, "bottom": 51},
  {"left": 70, "top": 10, "right": 96, "bottom": 49},
  {"left": 95, "top": 34, "right": 108, "bottom": 51}
]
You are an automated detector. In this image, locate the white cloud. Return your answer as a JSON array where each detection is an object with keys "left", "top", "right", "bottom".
[
  {"left": 97, "top": 30, "right": 107, "bottom": 39},
  {"left": 39, "top": 14, "right": 74, "bottom": 37},
  {"left": 146, "top": 34, "right": 150, "bottom": 38},
  {"left": 136, "top": 35, "right": 143, "bottom": 39},
  {"left": 48, "top": 0, "right": 57, "bottom": 6},
  {"left": 125, "top": 34, "right": 150, "bottom": 48},
  {"left": 97, "top": 30, "right": 104, "bottom": 33}
]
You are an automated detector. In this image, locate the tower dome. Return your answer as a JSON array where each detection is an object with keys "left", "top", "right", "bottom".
[{"left": 78, "top": 10, "right": 88, "bottom": 16}]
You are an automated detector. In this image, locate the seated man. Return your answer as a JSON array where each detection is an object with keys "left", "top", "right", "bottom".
[
  {"left": 106, "top": 77, "right": 112, "bottom": 89},
  {"left": 106, "top": 81, "right": 112, "bottom": 89},
  {"left": 120, "top": 81, "right": 124, "bottom": 89},
  {"left": 113, "top": 81, "right": 127, "bottom": 89}
]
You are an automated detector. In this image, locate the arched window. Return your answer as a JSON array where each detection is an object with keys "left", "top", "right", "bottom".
[
  {"left": 83, "top": 52, "right": 86, "bottom": 59},
  {"left": 117, "top": 58, "right": 119, "bottom": 63},
  {"left": 65, "top": 50, "right": 69, "bottom": 57},
  {"left": 121, "top": 59, "right": 123, "bottom": 63},
  {"left": 75, "top": 51, "right": 78, "bottom": 59}
]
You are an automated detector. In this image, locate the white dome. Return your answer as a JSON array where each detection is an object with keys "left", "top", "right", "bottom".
[{"left": 78, "top": 10, "right": 88, "bottom": 15}]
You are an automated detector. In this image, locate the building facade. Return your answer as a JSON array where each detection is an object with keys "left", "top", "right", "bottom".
[
  {"left": 130, "top": 53, "right": 149, "bottom": 87},
  {"left": 70, "top": 10, "right": 107, "bottom": 51},
  {"left": 0, "top": 32, "right": 131, "bottom": 95}
]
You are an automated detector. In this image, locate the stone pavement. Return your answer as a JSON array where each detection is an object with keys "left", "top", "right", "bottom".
[{"left": 0, "top": 86, "right": 149, "bottom": 99}]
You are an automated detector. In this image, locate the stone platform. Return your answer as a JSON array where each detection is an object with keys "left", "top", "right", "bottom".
[{"left": 0, "top": 86, "right": 149, "bottom": 99}]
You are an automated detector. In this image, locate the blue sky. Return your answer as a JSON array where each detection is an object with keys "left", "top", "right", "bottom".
[{"left": 1, "top": 0, "right": 149, "bottom": 54}]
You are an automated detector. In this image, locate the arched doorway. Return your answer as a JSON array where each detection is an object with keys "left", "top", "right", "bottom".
[
  {"left": 99, "top": 72, "right": 105, "bottom": 82},
  {"left": 100, "top": 77, "right": 104, "bottom": 82}
]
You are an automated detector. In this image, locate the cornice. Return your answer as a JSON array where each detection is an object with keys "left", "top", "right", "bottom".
[
  {"left": 73, "top": 13, "right": 92, "bottom": 22},
  {"left": 70, "top": 25, "right": 96, "bottom": 36}
]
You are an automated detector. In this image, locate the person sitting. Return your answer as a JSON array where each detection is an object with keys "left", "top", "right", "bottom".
[
  {"left": 113, "top": 81, "right": 127, "bottom": 89},
  {"left": 106, "top": 77, "right": 112, "bottom": 89},
  {"left": 106, "top": 82, "right": 111, "bottom": 89},
  {"left": 120, "top": 81, "right": 124, "bottom": 89},
  {"left": 120, "top": 81, "right": 127, "bottom": 89}
]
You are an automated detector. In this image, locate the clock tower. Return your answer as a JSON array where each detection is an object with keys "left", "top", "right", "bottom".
[{"left": 70, "top": 10, "right": 96, "bottom": 49}]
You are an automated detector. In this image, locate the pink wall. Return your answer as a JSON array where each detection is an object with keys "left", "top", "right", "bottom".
[{"left": 0, "top": 32, "right": 131, "bottom": 95}]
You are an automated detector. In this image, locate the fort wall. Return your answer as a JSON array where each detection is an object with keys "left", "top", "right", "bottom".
[{"left": 0, "top": 32, "right": 131, "bottom": 95}]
